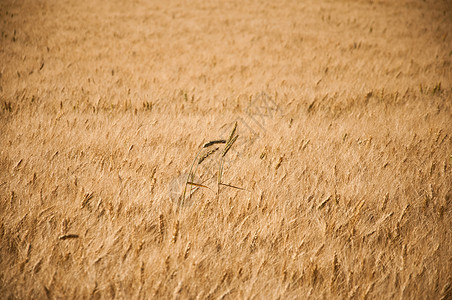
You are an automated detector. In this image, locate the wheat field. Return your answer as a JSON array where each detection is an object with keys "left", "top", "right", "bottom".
[{"left": 1, "top": 0, "right": 451, "bottom": 299}]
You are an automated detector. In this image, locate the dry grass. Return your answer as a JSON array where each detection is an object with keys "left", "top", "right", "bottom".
[{"left": 1, "top": 0, "right": 451, "bottom": 298}]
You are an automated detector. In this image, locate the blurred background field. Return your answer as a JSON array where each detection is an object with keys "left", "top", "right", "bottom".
[{"left": 0, "top": 0, "right": 451, "bottom": 298}]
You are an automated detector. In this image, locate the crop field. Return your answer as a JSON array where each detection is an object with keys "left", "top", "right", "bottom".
[{"left": 1, "top": 0, "right": 451, "bottom": 298}]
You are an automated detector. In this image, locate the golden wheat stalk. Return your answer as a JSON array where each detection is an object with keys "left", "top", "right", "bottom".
[
  {"left": 217, "top": 122, "right": 239, "bottom": 194},
  {"left": 217, "top": 157, "right": 225, "bottom": 194},
  {"left": 183, "top": 122, "right": 241, "bottom": 200},
  {"left": 186, "top": 144, "right": 221, "bottom": 201},
  {"left": 182, "top": 147, "right": 204, "bottom": 205},
  {"left": 182, "top": 138, "right": 229, "bottom": 204}
]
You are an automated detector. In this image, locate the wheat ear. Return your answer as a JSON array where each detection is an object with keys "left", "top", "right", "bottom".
[
  {"left": 198, "top": 147, "right": 219, "bottom": 164},
  {"left": 203, "top": 140, "right": 226, "bottom": 148},
  {"left": 222, "top": 134, "right": 238, "bottom": 157}
]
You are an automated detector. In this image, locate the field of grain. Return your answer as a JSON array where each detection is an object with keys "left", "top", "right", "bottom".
[{"left": 1, "top": 0, "right": 451, "bottom": 298}]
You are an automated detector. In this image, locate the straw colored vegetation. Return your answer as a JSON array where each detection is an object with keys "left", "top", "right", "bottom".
[{"left": 1, "top": 0, "right": 451, "bottom": 298}]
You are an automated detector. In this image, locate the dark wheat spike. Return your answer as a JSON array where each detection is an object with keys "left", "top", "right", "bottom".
[
  {"left": 203, "top": 140, "right": 226, "bottom": 148},
  {"left": 198, "top": 147, "right": 219, "bottom": 164}
]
